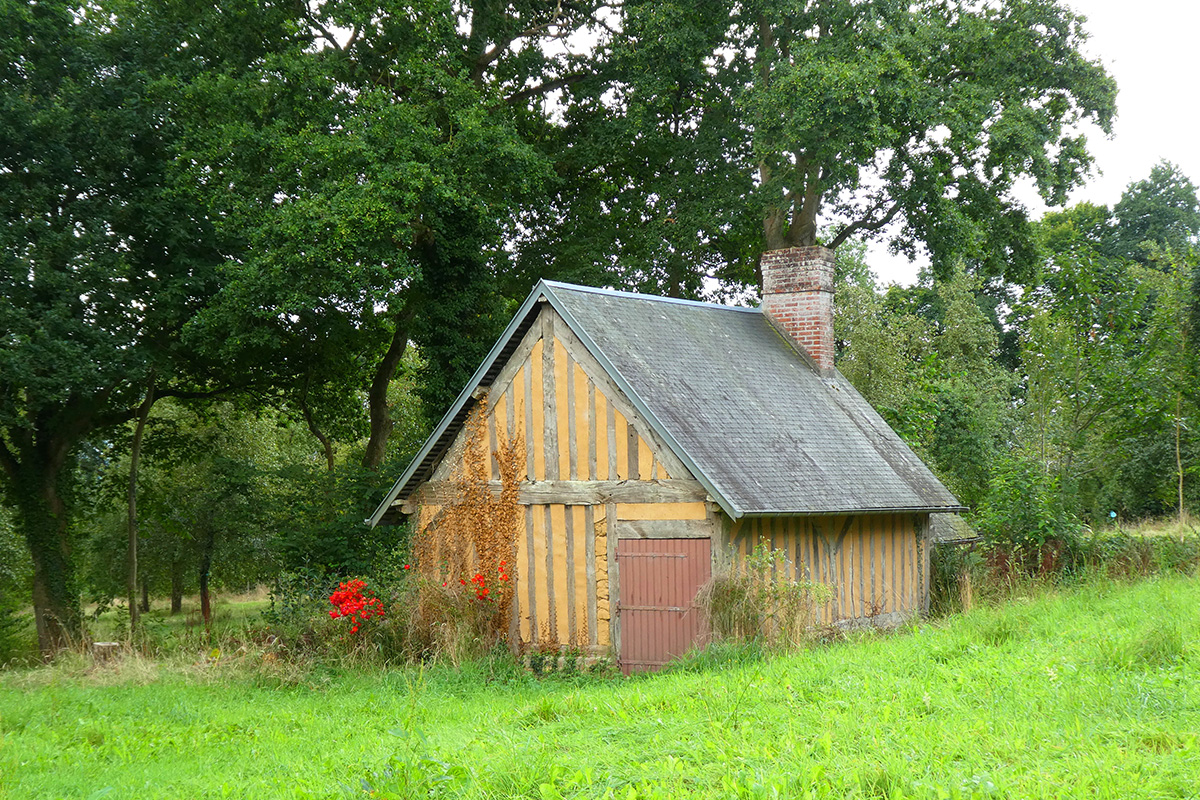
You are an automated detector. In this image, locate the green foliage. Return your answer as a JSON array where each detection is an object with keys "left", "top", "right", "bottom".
[
  {"left": 1109, "top": 161, "right": 1200, "bottom": 264},
  {"left": 0, "top": 0, "right": 242, "bottom": 647},
  {"left": 1023, "top": 172, "right": 1198, "bottom": 524},
  {"left": 836, "top": 257, "right": 1014, "bottom": 507},
  {"left": 974, "top": 448, "right": 1081, "bottom": 553},
  {"left": 931, "top": 522, "right": 1200, "bottom": 615},
  {"left": 271, "top": 461, "right": 401, "bottom": 577},
  {"left": 741, "top": 0, "right": 1115, "bottom": 279},
  {"left": 264, "top": 567, "right": 342, "bottom": 633},
  {"left": 0, "top": 506, "right": 33, "bottom": 663},
  {"left": 928, "top": 542, "right": 984, "bottom": 618}
]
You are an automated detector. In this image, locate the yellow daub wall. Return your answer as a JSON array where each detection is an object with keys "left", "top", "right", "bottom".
[
  {"left": 728, "top": 514, "right": 927, "bottom": 623},
  {"left": 485, "top": 337, "right": 671, "bottom": 484}
]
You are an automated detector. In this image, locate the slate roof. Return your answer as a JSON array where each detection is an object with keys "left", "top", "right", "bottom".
[
  {"left": 930, "top": 513, "right": 981, "bottom": 545},
  {"left": 369, "top": 280, "right": 964, "bottom": 526}
]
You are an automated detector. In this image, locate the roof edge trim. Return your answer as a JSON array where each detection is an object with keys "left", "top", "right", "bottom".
[
  {"left": 737, "top": 505, "right": 969, "bottom": 517},
  {"left": 541, "top": 280, "right": 760, "bottom": 314}
]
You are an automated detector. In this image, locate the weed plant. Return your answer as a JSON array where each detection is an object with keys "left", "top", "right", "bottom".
[{"left": 697, "top": 539, "right": 831, "bottom": 649}]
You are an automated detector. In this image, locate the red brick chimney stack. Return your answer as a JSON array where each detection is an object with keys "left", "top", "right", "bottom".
[{"left": 760, "top": 246, "right": 836, "bottom": 372}]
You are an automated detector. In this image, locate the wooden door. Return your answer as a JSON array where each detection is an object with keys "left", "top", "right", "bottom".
[{"left": 616, "top": 538, "right": 711, "bottom": 674}]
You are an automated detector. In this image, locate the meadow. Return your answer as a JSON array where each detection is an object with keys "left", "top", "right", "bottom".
[{"left": 1, "top": 574, "right": 1198, "bottom": 799}]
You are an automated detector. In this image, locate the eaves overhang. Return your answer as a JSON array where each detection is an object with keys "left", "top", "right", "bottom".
[{"left": 366, "top": 283, "right": 549, "bottom": 527}]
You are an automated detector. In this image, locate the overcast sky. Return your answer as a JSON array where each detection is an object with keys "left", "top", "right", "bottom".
[{"left": 869, "top": 0, "right": 1200, "bottom": 285}]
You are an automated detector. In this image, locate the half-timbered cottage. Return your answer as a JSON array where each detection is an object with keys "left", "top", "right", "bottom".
[{"left": 369, "top": 246, "right": 964, "bottom": 672}]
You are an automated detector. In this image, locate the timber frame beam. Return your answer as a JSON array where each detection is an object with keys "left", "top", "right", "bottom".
[{"left": 401, "top": 479, "right": 707, "bottom": 513}]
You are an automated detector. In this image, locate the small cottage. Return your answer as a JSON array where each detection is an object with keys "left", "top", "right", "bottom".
[{"left": 369, "top": 247, "right": 964, "bottom": 672}]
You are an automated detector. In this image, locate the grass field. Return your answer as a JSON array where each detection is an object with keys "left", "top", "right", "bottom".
[{"left": 2, "top": 575, "right": 1198, "bottom": 799}]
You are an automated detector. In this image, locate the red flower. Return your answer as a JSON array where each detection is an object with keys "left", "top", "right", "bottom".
[{"left": 329, "top": 579, "right": 384, "bottom": 635}]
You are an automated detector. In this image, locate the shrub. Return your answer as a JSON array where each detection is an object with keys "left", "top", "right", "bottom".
[
  {"left": 929, "top": 542, "right": 984, "bottom": 616},
  {"left": 976, "top": 450, "right": 1082, "bottom": 552},
  {"left": 264, "top": 567, "right": 341, "bottom": 632},
  {"left": 0, "top": 508, "right": 33, "bottom": 664}
]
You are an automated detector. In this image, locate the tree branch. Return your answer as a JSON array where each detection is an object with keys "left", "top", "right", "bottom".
[
  {"left": 362, "top": 301, "right": 416, "bottom": 470},
  {"left": 506, "top": 72, "right": 590, "bottom": 105},
  {"left": 298, "top": 383, "right": 335, "bottom": 473},
  {"left": 829, "top": 200, "right": 904, "bottom": 249}
]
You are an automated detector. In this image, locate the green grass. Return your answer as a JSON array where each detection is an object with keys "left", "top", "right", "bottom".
[
  {"left": 3, "top": 576, "right": 1200, "bottom": 799},
  {"left": 82, "top": 589, "right": 272, "bottom": 645}
]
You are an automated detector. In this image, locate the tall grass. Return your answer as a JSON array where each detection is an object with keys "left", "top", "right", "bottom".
[
  {"left": 930, "top": 524, "right": 1200, "bottom": 615},
  {"left": 696, "top": 541, "right": 831, "bottom": 650}
]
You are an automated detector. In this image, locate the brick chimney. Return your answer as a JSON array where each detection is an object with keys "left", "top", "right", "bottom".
[{"left": 760, "top": 246, "right": 836, "bottom": 371}]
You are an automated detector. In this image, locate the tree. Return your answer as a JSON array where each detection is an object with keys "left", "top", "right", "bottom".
[
  {"left": 1027, "top": 176, "right": 1199, "bottom": 521},
  {"left": 1109, "top": 161, "right": 1200, "bottom": 265},
  {"left": 512, "top": 0, "right": 1117, "bottom": 300},
  {"left": 508, "top": 0, "right": 761, "bottom": 299},
  {"left": 746, "top": 0, "right": 1114, "bottom": 279},
  {"left": 835, "top": 252, "right": 1012, "bottom": 507},
  {"left": 0, "top": 0, "right": 267, "bottom": 652},
  {"left": 1014, "top": 210, "right": 1159, "bottom": 517},
  {"left": 1134, "top": 248, "right": 1197, "bottom": 522}
]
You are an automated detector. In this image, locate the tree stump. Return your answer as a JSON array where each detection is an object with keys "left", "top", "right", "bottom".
[{"left": 92, "top": 642, "right": 121, "bottom": 662}]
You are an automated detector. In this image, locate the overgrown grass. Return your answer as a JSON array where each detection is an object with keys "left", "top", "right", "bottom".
[
  {"left": 83, "top": 588, "right": 272, "bottom": 642},
  {"left": 3, "top": 574, "right": 1199, "bottom": 799}
]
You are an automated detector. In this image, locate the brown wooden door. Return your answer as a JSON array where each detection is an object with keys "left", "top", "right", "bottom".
[{"left": 616, "top": 538, "right": 711, "bottom": 674}]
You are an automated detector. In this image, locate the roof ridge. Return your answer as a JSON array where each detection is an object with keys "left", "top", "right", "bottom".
[{"left": 542, "top": 280, "right": 761, "bottom": 314}]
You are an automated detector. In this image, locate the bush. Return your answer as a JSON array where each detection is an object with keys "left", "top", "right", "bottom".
[
  {"left": 1078, "top": 528, "right": 1200, "bottom": 580},
  {"left": 264, "top": 557, "right": 514, "bottom": 668},
  {"left": 929, "top": 542, "right": 984, "bottom": 616},
  {"left": 384, "top": 575, "right": 506, "bottom": 667},
  {"left": 264, "top": 567, "right": 342, "bottom": 632},
  {"left": 929, "top": 523, "right": 1200, "bottom": 616},
  {"left": 976, "top": 450, "right": 1082, "bottom": 551}
]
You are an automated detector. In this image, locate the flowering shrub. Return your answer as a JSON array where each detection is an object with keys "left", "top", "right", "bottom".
[{"left": 329, "top": 579, "right": 386, "bottom": 634}]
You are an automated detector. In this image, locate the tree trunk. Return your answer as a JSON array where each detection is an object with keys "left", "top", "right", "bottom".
[
  {"left": 198, "top": 529, "right": 216, "bottom": 626},
  {"left": 140, "top": 580, "right": 150, "bottom": 614},
  {"left": 170, "top": 559, "right": 184, "bottom": 615},
  {"left": 126, "top": 382, "right": 155, "bottom": 634},
  {"left": 10, "top": 466, "right": 80, "bottom": 656},
  {"left": 1177, "top": 391, "right": 1185, "bottom": 530},
  {"left": 300, "top": 396, "right": 335, "bottom": 472},
  {"left": 362, "top": 309, "right": 413, "bottom": 470}
]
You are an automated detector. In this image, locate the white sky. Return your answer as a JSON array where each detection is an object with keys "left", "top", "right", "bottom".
[{"left": 869, "top": 0, "right": 1200, "bottom": 285}]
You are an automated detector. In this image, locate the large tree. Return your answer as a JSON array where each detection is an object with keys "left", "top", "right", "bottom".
[
  {"left": 1109, "top": 161, "right": 1200, "bottom": 265},
  {"left": 748, "top": 0, "right": 1115, "bottom": 278},
  {"left": 178, "top": 0, "right": 633, "bottom": 457},
  {"left": 522, "top": 0, "right": 1116, "bottom": 292},
  {"left": 0, "top": 0, "right": 279, "bottom": 651}
]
